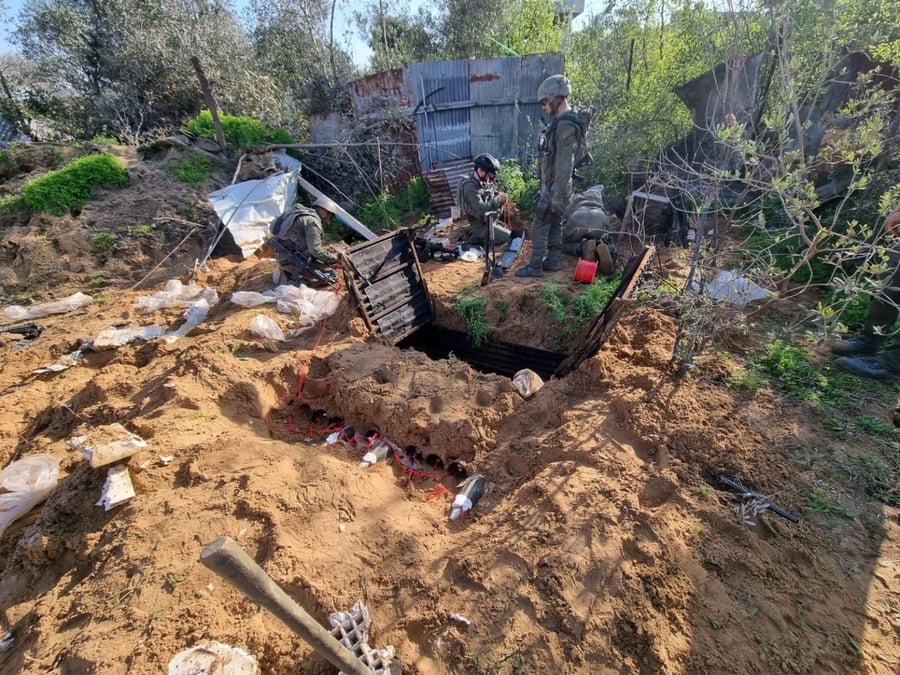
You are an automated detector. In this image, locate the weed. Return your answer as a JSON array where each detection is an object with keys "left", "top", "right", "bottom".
[
  {"left": 135, "top": 223, "right": 155, "bottom": 235},
  {"left": 696, "top": 484, "right": 714, "bottom": 500},
  {"left": 852, "top": 415, "right": 896, "bottom": 440},
  {"left": 162, "top": 573, "right": 184, "bottom": 592},
  {"left": 167, "top": 154, "right": 212, "bottom": 186},
  {"left": 494, "top": 300, "right": 508, "bottom": 324},
  {"left": 727, "top": 367, "right": 764, "bottom": 395},
  {"left": 89, "top": 135, "right": 119, "bottom": 145},
  {"left": 357, "top": 177, "right": 430, "bottom": 230},
  {"left": 858, "top": 453, "right": 899, "bottom": 506},
  {"left": 91, "top": 232, "right": 114, "bottom": 259},
  {"left": 454, "top": 287, "right": 490, "bottom": 347},
  {"left": 753, "top": 340, "right": 826, "bottom": 402},
  {"left": 88, "top": 273, "right": 105, "bottom": 287},
  {"left": 538, "top": 281, "right": 568, "bottom": 324},
  {"left": 21, "top": 152, "right": 127, "bottom": 215},
  {"left": 806, "top": 488, "right": 857, "bottom": 519}
]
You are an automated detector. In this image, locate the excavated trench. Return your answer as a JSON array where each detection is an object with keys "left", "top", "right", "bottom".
[{"left": 275, "top": 234, "right": 653, "bottom": 476}]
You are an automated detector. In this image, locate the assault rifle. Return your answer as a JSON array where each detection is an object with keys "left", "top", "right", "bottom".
[
  {"left": 716, "top": 473, "right": 799, "bottom": 523},
  {"left": 268, "top": 238, "right": 337, "bottom": 286}
]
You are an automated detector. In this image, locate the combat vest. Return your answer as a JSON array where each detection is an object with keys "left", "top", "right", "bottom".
[
  {"left": 271, "top": 205, "right": 317, "bottom": 237},
  {"left": 538, "top": 107, "right": 593, "bottom": 178}
]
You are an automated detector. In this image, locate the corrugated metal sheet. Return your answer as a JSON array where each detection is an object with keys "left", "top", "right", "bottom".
[
  {"left": 407, "top": 53, "right": 565, "bottom": 172},
  {"left": 422, "top": 157, "right": 473, "bottom": 219}
]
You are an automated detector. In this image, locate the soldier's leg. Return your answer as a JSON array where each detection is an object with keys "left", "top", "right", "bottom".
[{"left": 544, "top": 212, "right": 564, "bottom": 270}]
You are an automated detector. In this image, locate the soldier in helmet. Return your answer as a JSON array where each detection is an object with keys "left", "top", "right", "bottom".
[
  {"left": 517, "top": 74, "right": 580, "bottom": 278},
  {"left": 457, "top": 153, "right": 511, "bottom": 246},
  {"left": 271, "top": 195, "right": 339, "bottom": 282}
]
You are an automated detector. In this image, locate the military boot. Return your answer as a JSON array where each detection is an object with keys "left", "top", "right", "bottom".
[
  {"left": 580, "top": 239, "right": 597, "bottom": 260},
  {"left": 594, "top": 242, "right": 614, "bottom": 275},
  {"left": 829, "top": 334, "right": 881, "bottom": 356},
  {"left": 515, "top": 264, "right": 544, "bottom": 278}
]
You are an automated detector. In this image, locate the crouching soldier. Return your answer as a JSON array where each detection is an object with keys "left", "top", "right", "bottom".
[
  {"left": 560, "top": 184, "right": 616, "bottom": 275},
  {"left": 458, "top": 153, "right": 511, "bottom": 247},
  {"left": 270, "top": 195, "right": 340, "bottom": 286}
]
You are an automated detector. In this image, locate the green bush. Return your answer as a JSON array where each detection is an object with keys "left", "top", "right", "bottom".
[
  {"left": 21, "top": 152, "right": 127, "bottom": 215},
  {"left": 183, "top": 110, "right": 294, "bottom": 151},
  {"left": 497, "top": 159, "right": 539, "bottom": 218},
  {"left": 454, "top": 287, "right": 490, "bottom": 347},
  {"left": 357, "top": 177, "right": 430, "bottom": 230},
  {"left": 167, "top": 153, "right": 213, "bottom": 186}
]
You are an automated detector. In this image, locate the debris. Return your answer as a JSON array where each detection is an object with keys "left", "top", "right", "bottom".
[
  {"left": 0, "top": 631, "right": 13, "bottom": 652},
  {"left": 167, "top": 640, "right": 258, "bottom": 675},
  {"left": 96, "top": 464, "right": 136, "bottom": 511},
  {"left": 450, "top": 474, "right": 486, "bottom": 522},
  {"left": 92, "top": 325, "right": 166, "bottom": 350},
  {"left": 2, "top": 292, "right": 93, "bottom": 321},
  {"left": 512, "top": 369, "right": 543, "bottom": 399},
  {"left": 249, "top": 314, "right": 285, "bottom": 342},
  {"left": 68, "top": 423, "right": 148, "bottom": 468},
  {"left": 231, "top": 284, "right": 340, "bottom": 322},
  {"left": 359, "top": 440, "right": 393, "bottom": 468},
  {"left": 134, "top": 279, "right": 218, "bottom": 314},
  {"left": 0, "top": 454, "right": 60, "bottom": 539},
  {"left": 703, "top": 271, "right": 773, "bottom": 305},
  {"left": 330, "top": 600, "right": 401, "bottom": 674},
  {"left": 716, "top": 474, "right": 799, "bottom": 524},
  {"left": 32, "top": 349, "right": 85, "bottom": 374},
  {"left": 164, "top": 297, "right": 214, "bottom": 342},
  {"left": 449, "top": 613, "right": 471, "bottom": 627},
  {"left": 1, "top": 322, "right": 42, "bottom": 340}
]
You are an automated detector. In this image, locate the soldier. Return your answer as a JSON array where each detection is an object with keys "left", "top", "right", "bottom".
[
  {"left": 516, "top": 74, "right": 583, "bottom": 278},
  {"left": 271, "top": 195, "right": 339, "bottom": 284},
  {"left": 560, "top": 184, "right": 616, "bottom": 275},
  {"left": 457, "top": 153, "right": 511, "bottom": 246}
]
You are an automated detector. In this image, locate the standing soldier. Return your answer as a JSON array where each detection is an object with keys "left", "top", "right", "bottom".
[
  {"left": 517, "top": 74, "right": 582, "bottom": 278},
  {"left": 458, "top": 153, "right": 511, "bottom": 246}
]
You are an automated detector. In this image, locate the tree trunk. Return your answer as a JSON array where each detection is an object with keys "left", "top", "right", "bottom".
[{"left": 190, "top": 56, "right": 227, "bottom": 154}]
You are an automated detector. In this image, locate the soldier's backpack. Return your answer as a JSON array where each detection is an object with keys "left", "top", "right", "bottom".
[{"left": 544, "top": 107, "right": 594, "bottom": 173}]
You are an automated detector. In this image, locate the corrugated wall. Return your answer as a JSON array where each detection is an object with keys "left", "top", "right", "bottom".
[{"left": 407, "top": 53, "right": 565, "bottom": 172}]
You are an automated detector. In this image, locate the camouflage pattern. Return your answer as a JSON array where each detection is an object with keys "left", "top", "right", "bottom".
[
  {"left": 458, "top": 174, "right": 510, "bottom": 245},
  {"left": 275, "top": 205, "right": 337, "bottom": 267}
]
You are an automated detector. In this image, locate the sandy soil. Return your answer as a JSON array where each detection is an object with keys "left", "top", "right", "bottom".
[{"left": 0, "top": 145, "right": 898, "bottom": 674}]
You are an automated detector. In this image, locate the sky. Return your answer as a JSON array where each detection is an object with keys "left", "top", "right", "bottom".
[{"left": 0, "top": 0, "right": 607, "bottom": 67}]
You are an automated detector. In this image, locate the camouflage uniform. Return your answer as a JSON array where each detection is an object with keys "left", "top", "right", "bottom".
[
  {"left": 527, "top": 115, "right": 581, "bottom": 269},
  {"left": 274, "top": 205, "right": 337, "bottom": 276},
  {"left": 458, "top": 174, "right": 511, "bottom": 246}
]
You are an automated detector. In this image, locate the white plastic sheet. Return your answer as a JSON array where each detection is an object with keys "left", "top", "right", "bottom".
[
  {"left": 207, "top": 170, "right": 299, "bottom": 258},
  {"left": 3, "top": 292, "right": 93, "bottom": 320},
  {"left": 231, "top": 284, "right": 340, "bottom": 325},
  {"left": 705, "top": 270, "right": 774, "bottom": 305},
  {"left": 249, "top": 314, "right": 285, "bottom": 342},
  {"left": 134, "top": 279, "right": 218, "bottom": 314},
  {"left": 0, "top": 454, "right": 60, "bottom": 538}
]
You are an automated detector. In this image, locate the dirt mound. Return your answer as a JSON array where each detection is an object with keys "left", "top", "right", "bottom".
[{"left": 0, "top": 146, "right": 898, "bottom": 674}]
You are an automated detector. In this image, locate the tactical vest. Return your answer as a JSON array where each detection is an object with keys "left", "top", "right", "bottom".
[
  {"left": 271, "top": 205, "right": 317, "bottom": 236},
  {"left": 538, "top": 107, "right": 593, "bottom": 176}
]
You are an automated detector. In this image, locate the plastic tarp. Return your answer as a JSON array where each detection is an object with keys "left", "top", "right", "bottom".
[{"left": 208, "top": 170, "right": 298, "bottom": 258}]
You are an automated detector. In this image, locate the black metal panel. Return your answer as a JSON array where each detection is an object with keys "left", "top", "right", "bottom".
[
  {"left": 343, "top": 229, "right": 435, "bottom": 344},
  {"left": 401, "top": 325, "right": 565, "bottom": 380}
]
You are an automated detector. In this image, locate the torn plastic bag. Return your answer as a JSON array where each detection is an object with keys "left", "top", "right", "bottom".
[
  {"left": 134, "top": 279, "right": 218, "bottom": 314},
  {"left": 249, "top": 314, "right": 285, "bottom": 342},
  {"left": 2, "top": 292, "right": 93, "bottom": 321},
  {"left": 0, "top": 454, "right": 60, "bottom": 538}
]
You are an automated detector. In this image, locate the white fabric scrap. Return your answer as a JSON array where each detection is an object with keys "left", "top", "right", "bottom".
[
  {"left": 134, "top": 279, "right": 219, "bottom": 314},
  {"left": 2, "top": 292, "right": 93, "bottom": 320}
]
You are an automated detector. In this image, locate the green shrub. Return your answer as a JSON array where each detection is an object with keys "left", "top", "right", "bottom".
[
  {"left": 91, "top": 231, "right": 114, "bottom": 260},
  {"left": 21, "top": 152, "right": 127, "bottom": 215},
  {"left": 167, "top": 154, "right": 213, "bottom": 186},
  {"left": 357, "top": 177, "right": 430, "bottom": 230},
  {"left": 183, "top": 110, "right": 294, "bottom": 151},
  {"left": 497, "top": 159, "right": 539, "bottom": 218}
]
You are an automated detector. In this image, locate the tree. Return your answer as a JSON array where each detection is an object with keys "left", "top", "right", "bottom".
[
  {"left": 11, "top": 0, "right": 279, "bottom": 141},
  {"left": 354, "top": 1, "right": 439, "bottom": 72}
]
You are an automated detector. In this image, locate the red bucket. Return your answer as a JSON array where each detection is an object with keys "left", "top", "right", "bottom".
[{"left": 573, "top": 258, "right": 598, "bottom": 284}]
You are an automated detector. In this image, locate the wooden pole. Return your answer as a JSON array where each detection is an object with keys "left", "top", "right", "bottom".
[
  {"left": 190, "top": 56, "right": 227, "bottom": 154},
  {"left": 200, "top": 536, "right": 373, "bottom": 675}
]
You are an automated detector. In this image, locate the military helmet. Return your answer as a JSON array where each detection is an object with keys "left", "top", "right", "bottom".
[
  {"left": 312, "top": 195, "right": 338, "bottom": 214},
  {"left": 473, "top": 153, "right": 500, "bottom": 174},
  {"left": 537, "top": 74, "right": 571, "bottom": 101}
]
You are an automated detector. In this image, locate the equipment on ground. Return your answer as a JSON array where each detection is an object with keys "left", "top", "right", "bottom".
[{"left": 716, "top": 473, "right": 799, "bottom": 523}]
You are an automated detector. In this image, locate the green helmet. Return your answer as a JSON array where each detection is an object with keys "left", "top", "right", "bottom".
[
  {"left": 312, "top": 195, "right": 338, "bottom": 214},
  {"left": 537, "top": 74, "right": 571, "bottom": 101}
]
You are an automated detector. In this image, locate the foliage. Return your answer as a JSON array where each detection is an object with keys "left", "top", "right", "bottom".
[
  {"left": 453, "top": 286, "right": 490, "bottom": 347},
  {"left": 537, "top": 275, "right": 621, "bottom": 345},
  {"left": 356, "top": 177, "right": 430, "bottom": 230},
  {"left": 183, "top": 110, "right": 293, "bottom": 152},
  {"left": 497, "top": 159, "right": 540, "bottom": 219},
  {"left": 166, "top": 154, "right": 213, "bottom": 187},
  {"left": 91, "top": 231, "right": 114, "bottom": 262},
  {"left": 21, "top": 152, "right": 127, "bottom": 214},
  {"left": 12, "top": 0, "right": 282, "bottom": 141}
]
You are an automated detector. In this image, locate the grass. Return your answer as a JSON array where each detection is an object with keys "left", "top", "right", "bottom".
[
  {"left": 806, "top": 488, "right": 858, "bottom": 520},
  {"left": 535, "top": 274, "right": 621, "bottom": 345},
  {"left": 91, "top": 232, "right": 114, "bottom": 260},
  {"left": 167, "top": 153, "right": 212, "bottom": 186},
  {"left": 454, "top": 286, "right": 490, "bottom": 347}
]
